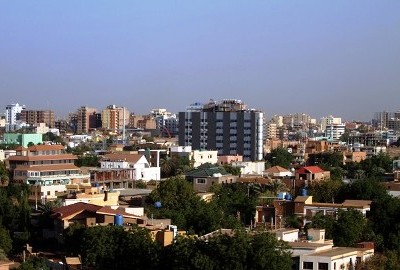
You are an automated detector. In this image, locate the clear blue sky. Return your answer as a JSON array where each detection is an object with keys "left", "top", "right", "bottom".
[{"left": 1, "top": 1, "right": 399, "bottom": 121}]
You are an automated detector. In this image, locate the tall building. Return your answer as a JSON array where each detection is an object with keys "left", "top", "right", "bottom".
[
  {"left": 20, "top": 110, "right": 55, "bottom": 128},
  {"left": 325, "top": 123, "right": 346, "bottom": 141},
  {"left": 76, "top": 106, "right": 98, "bottom": 134},
  {"left": 320, "top": 115, "right": 342, "bottom": 132},
  {"left": 179, "top": 99, "right": 264, "bottom": 161},
  {"left": 5, "top": 103, "right": 26, "bottom": 131},
  {"left": 101, "top": 105, "right": 130, "bottom": 131}
]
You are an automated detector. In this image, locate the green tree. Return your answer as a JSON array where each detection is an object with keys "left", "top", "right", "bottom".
[
  {"left": 310, "top": 212, "right": 335, "bottom": 239},
  {"left": 17, "top": 257, "right": 49, "bottom": 270},
  {"left": 0, "top": 226, "right": 12, "bottom": 255},
  {"left": 0, "top": 161, "right": 9, "bottom": 186},
  {"left": 308, "top": 179, "right": 343, "bottom": 203},
  {"left": 333, "top": 209, "right": 370, "bottom": 247},
  {"left": 75, "top": 154, "right": 100, "bottom": 167},
  {"left": 223, "top": 164, "right": 241, "bottom": 176},
  {"left": 266, "top": 147, "right": 294, "bottom": 169}
]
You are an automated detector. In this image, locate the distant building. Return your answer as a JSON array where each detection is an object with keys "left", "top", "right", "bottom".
[
  {"left": 325, "top": 123, "right": 345, "bottom": 141},
  {"left": 102, "top": 105, "right": 130, "bottom": 132},
  {"left": 20, "top": 110, "right": 55, "bottom": 128},
  {"left": 179, "top": 99, "right": 264, "bottom": 161},
  {"left": 3, "top": 133, "right": 43, "bottom": 147},
  {"left": 5, "top": 103, "right": 26, "bottom": 131},
  {"left": 320, "top": 115, "right": 342, "bottom": 132},
  {"left": 76, "top": 106, "right": 99, "bottom": 134}
]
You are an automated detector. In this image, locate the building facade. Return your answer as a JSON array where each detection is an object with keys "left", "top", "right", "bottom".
[
  {"left": 101, "top": 105, "right": 130, "bottom": 132},
  {"left": 5, "top": 103, "right": 26, "bottom": 131},
  {"left": 179, "top": 99, "right": 263, "bottom": 161},
  {"left": 76, "top": 106, "right": 99, "bottom": 134},
  {"left": 20, "top": 110, "right": 55, "bottom": 128}
]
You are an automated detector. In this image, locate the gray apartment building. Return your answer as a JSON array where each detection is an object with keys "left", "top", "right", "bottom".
[{"left": 178, "top": 99, "right": 264, "bottom": 161}]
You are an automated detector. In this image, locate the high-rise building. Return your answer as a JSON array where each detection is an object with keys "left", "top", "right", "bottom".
[
  {"left": 101, "top": 105, "right": 129, "bottom": 132},
  {"left": 150, "top": 108, "right": 178, "bottom": 136},
  {"left": 179, "top": 99, "right": 264, "bottom": 161},
  {"left": 5, "top": 103, "right": 26, "bottom": 131},
  {"left": 76, "top": 106, "right": 98, "bottom": 134},
  {"left": 20, "top": 110, "right": 55, "bottom": 128},
  {"left": 320, "top": 115, "right": 342, "bottom": 132}
]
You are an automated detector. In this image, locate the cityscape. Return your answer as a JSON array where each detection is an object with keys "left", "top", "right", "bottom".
[{"left": 1, "top": 1, "right": 400, "bottom": 270}]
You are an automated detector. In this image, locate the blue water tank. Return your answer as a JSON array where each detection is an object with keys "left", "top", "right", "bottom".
[
  {"left": 277, "top": 192, "right": 286, "bottom": 200},
  {"left": 114, "top": 214, "right": 123, "bottom": 226},
  {"left": 154, "top": 201, "right": 162, "bottom": 209},
  {"left": 301, "top": 188, "right": 308, "bottom": 196},
  {"left": 285, "top": 193, "right": 292, "bottom": 201},
  {"left": 95, "top": 182, "right": 100, "bottom": 187}
]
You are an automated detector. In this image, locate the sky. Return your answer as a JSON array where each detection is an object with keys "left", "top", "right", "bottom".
[{"left": 0, "top": 1, "right": 399, "bottom": 121}]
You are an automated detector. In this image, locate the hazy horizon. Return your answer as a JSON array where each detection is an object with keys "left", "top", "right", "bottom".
[{"left": 1, "top": 1, "right": 399, "bottom": 121}]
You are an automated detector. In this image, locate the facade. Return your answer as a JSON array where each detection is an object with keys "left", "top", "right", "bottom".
[
  {"left": 102, "top": 105, "right": 130, "bottom": 132},
  {"left": 325, "top": 124, "right": 345, "bottom": 141},
  {"left": 217, "top": 155, "right": 243, "bottom": 165},
  {"left": 129, "top": 114, "right": 157, "bottom": 130},
  {"left": 20, "top": 110, "right": 55, "bottom": 128},
  {"left": 76, "top": 106, "right": 98, "bottom": 134},
  {"left": 150, "top": 109, "right": 178, "bottom": 136},
  {"left": 191, "top": 150, "right": 218, "bottom": 168},
  {"left": 3, "top": 133, "right": 43, "bottom": 147},
  {"left": 5, "top": 103, "right": 26, "bottom": 131},
  {"left": 320, "top": 116, "right": 342, "bottom": 131},
  {"left": 7, "top": 145, "right": 90, "bottom": 203},
  {"left": 179, "top": 99, "right": 263, "bottom": 161}
]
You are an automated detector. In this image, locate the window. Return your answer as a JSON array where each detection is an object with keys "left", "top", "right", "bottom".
[
  {"left": 318, "top": 262, "right": 328, "bottom": 270},
  {"left": 303, "top": 262, "right": 313, "bottom": 269},
  {"left": 196, "top": 178, "right": 206, "bottom": 184},
  {"left": 47, "top": 191, "right": 51, "bottom": 196}
]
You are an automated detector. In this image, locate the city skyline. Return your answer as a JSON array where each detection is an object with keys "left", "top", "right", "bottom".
[{"left": 1, "top": 1, "right": 399, "bottom": 121}]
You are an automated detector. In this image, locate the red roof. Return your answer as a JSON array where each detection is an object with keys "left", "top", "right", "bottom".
[
  {"left": 52, "top": 202, "right": 102, "bottom": 219},
  {"left": 297, "top": 166, "right": 325, "bottom": 174}
]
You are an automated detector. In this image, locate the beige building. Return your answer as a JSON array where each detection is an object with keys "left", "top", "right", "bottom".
[{"left": 102, "top": 105, "right": 130, "bottom": 132}]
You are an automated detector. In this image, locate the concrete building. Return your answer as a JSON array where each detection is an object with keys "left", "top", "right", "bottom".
[
  {"left": 150, "top": 109, "right": 178, "bottom": 136},
  {"left": 179, "top": 99, "right": 264, "bottom": 161},
  {"left": 129, "top": 114, "right": 157, "bottom": 130},
  {"left": 320, "top": 115, "right": 342, "bottom": 132},
  {"left": 102, "top": 105, "right": 130, "bottom": 132},
  {"left": 20, "top": 110, "right": 55, "bottom": 128},
  {"left": 325, "top": 123, "right": 345, "bottom": 141},
  {"left": 5, "top": 103, "right": 26, "bottom": 131},
  {"left": 76, "top": 106, "right": 99, "bottom": 134},
  {"left": 3, "top": 133, "right": 43, "bottom": 147}
]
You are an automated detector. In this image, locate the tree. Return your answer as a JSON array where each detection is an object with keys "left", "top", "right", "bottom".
[
  {"left": 333, "top": 209, "right": 370, "bottom": 247},
  {"left": 0, "top": 161, "right": 9, "bottom": 186},
  {"left": 17, "top": 257, "right": 49, "bottom": 270},
  {"left": 266, "top": 147, "right": 294, "bottom": 169},
  {"left": 223, "top": 164, "right": 241, "bottom": 176},
  {"left": 0, "top": 226, "right": 12, "bottom": 255},
  {"left": 308, "top": 179, "right": 343, "bottom": 203},
  {"left": 310, "top": 213, "right": 335, "bottom": 239},
  {"left": 75, "top": 154, "right": 100, "bottom": 167}
]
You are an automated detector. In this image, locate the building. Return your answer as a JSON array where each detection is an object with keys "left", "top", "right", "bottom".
[
  {"left": 129, "top": 114, "right": 157, "bottom": 130},
  {"left": 320, "top": 115, "right": 342, "bottom": 132},
  {"left": 325, "top": 123, "right": 345, "bottom": 141},
  {"left": 102, "top": 105, "right": 130, "bottom": 132},
  {"left": 20, "top": 110, "right": 55, "bottom": 128},
  {"left": 3, "top": 133, "right": 43, "bottom": 147},
  {"left": 76, "top": 106, "right": 99, "bottom": 134},
  {"left": 5, "top": 103, "right": 26, "bottom": 131},
  {"left": 179, "top": 99, "right": 263, "bottom": 161},
  {"left": 150, "top": 109, "right": 178, "bottom": 136},
  {"left": 7, "top": 145, "right": 90, "bottom": 204}
]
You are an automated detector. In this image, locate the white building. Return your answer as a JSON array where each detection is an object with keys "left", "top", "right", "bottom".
[
  {"left": 231, "top": 161, "right": 265, "bottom": 175},
  {"left": 191, "top": 150, "right": 218, "bottom": 168},
  {"left": 325, "top": 124, "right": 345, "bottom": 141},
  {"left": 101, "top": 153, "right": 160, "bottom": 181},
  {"left": 320, "top": 116, "right": 342, "bottom": 132},
  {"left": 5, "top": 103, "right": 26, "bottom": 132}
]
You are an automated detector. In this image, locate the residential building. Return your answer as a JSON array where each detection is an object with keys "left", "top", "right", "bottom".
[
  {"left": 179, "top": 99, "right": 264, "bottom": 161},
  {"left": 217, "top": 155, "right": 243, "bottom": 165},
  {"left": 300, "top": 247, "right": 374, "bottom": 270},
  {"left": 230, "top": 161, "right": 265, "bottom": 175},
  {"left": 3, "top": 133, "right": 43, "bottom": 147},
  {"left": 129, "top": 114, "right": 157, "bottom": 130},
  {"left": 265, "top": 166, "right": 293, "bottom": 178},
  {"left": 76, "top": 106, "right": 98, "bottom": 134},
  {"left": 5, "top": 103, "right": 26, "bottom": 131},
  {"left": 320, "top": 115, "right": 342, "bottom": 132},
  {"left": 191, "top": 150, "right": 218, "bottom": 168},
  {"left": 185, "top": 164, "right": 238, "bottom": 193},
  {"left": 342, "top": 151, "right": 367, "bottom": 165},
  {"left": 7, "top": 145, "right": 90, "bottom": 204},
  {"left": 325, "top": 123, "right": 345, "bottom": 141},
  {"left": 295, "top": 166, "right": 330, "bottom": 182},
  {"left": 101, "top": 105, "right": 130, "bottom": 132},
  {"left": 20, "top": 110, "right": 55, "bottom": 128},
  {"left": 150, "top": 109, "right": 178, "bottom": 136}
]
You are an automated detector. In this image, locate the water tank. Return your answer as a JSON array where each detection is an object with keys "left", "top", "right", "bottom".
[
  {"left": 154, "top": 201, "right": 162, "bottom": 209},
  {"left": 301, "top": 188, "right": 308, "bottom": 196},
  {"left": 277, "top": 192, "right": 286, "bottom": 200},
  {"left": 114, "top": 214, "right": 123, "bottom": 226},
  {"left": 285, "top": 193, "right": 292, "bottom": 201}
]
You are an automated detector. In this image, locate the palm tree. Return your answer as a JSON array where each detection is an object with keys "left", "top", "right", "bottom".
[
  {"left": 267, "top": 179, "right": 287, "bottom": 195},
  {"left": 160, "top": 157, "right": 176, "bottom": 178}
]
